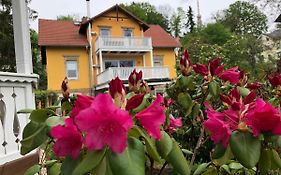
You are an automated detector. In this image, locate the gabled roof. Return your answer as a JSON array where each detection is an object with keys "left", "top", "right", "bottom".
[
  {"left": 79, "top": 4, "right": 150, "bottom": 34},
  {"left": 276, "top": 14, "right": 281, "bottom": 22},
  {"left": 144, "top": 25, "right": 181, "bottom": 48},
  {"left": 38, "top": 19, "right": 88, "bottom": 47}
]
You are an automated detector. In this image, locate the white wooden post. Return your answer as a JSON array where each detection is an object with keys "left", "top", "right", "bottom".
[
  {"left": 142, "top": 54, "right": 146, "bottom": 67},
  {"left": 150, "top": 50, "right": 154, "bottom": 67},
  {"left": 11, "top": 0, "right": 33, "bottom": 74},
  {"left": 99, "top": 50, "right": 103, "bottom": 72}
]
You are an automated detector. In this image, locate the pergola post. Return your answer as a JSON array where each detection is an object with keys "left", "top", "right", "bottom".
[{"left": 11, "top": 0, "right": 33, "bottom": 74}]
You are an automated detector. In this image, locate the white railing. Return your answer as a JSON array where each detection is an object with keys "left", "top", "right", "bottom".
[
  {"left": 0, "top": 72, "right": 37, "bottom": 164},
  {"left": 97, "top": 67, "right": 170, "bottom": 85},
  {"left": 95, "top": 36, "right": 152, "bottom": 52}
]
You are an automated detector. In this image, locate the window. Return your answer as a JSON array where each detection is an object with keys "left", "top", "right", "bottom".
[
  {"left": 100, "top": 28, "right": 110, "bottom": 37},
  {"left": 153, "top": 56, "right": 163, "bottom": 67},
  {"left": 123, "top": 28, "right": 133, "bottom": 37},
  {"left": 65, "top": 59, "right": 78, "bottom": 79},
  {"left": 104, "top": 60, "right": 134, "bottom": 69}
]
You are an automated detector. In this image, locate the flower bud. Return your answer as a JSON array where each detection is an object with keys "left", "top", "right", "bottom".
[
  {"left": 109, "top": 77, "right": 126, "bottom": 108},
  {"left": 180, "top": 50, "right": 192, "bottom": 76},
  {"left": 268, "top": 72, "right": 281, "bottom": 88},
  {"left": 128, "top": 69, "right": 142, "bottom": 92},
  {"left": 61, "top": 77, "right": 70, "bottom": 100}
]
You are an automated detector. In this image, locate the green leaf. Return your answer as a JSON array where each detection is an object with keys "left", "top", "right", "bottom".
[
  {"left": 212, "top": 143, "right": 226, "bottom": 159},
  {"left": 220, "top": 165, "right": 231, "bottom": 174},
  {"left": 132, "top": 94, "right": 151, "bottom": 113},
  {"left": 29, "top": 109, "right": 55, "bottom": 123},
  {"left": 209, "top": 81, "right": 220, "bottom": 97},
  {"left": 61, "top": 156, "right": 81, "bottom": 175},
  {"left": 177, "top": 92, "right": 193, "bottom": 115},
  {"left": 182, "top": 149, "right": 193, "bottom": 155},
  {"left": 17, "top": 108, "right": 34, "bottom": 114},
  {"left": 46, "top": 116, "right": 65, "bottom": 127},
  {"left": 61, "top": 101, "right": 72, "bottom": 114},
  {"left": 179, "top": 75, "right": 195, "bottom": 90},
  {"left": 156, "top": 131, "right": 173, "bottom": 159},
  {"left": 108, "top": 137, "right": 145, "bottom": 175},
  {"left": 228, "top": 162, "right": 243, "bottom": 169},
  {"left": 49, "top": 163, "right": 61, "bottom": 175},
  {"left": 20, "top": 122, "right": 48, "bottom": 155},
  {"left": 45, "top": 160, "right": 58, "bottom": 167},
  {"left": 24, "top": 164, "right": 41, "bottom": 175},
  {"left": 237, "top": 87, "right": 250, "bottom": 97},
  {"left": 193, "top": 163, "right": 210, "bottom": 175},
  {"left": 73, "top": 149, "right": 106, "bottom": 175},
  {"left": 213, "top": 145, "right": 233, "bottom": 166},
  {"left": 258, "top": 148, "right": 281, "bottom": 174},
  {"left": 166, "top": 140, "right": 190, "bottom": 175},
  {"left": 229, "top": 131, "right": 261, "bottom": 168},
  {"left": 130, "top": 126, "right": 162, "bottom": 163}
]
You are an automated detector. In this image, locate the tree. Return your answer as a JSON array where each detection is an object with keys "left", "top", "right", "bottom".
[
  {"left": 218, "top": 1, "right": 268, "bottom": 37},
  {"left": 170, "top": 7, "right": 185, "bottom": 37},
  {"left": 0, "top": 0, "right": 16, "bottom": 72},
  {"left": 185, "top": 6, "right": 195, "bottom": 33},
  {"left": 251, "top": 0, "right": 281, "bottom": 14},
  {"left": 121, "top": 2, "right": 170, "bottom": 32},
  {"left": 200, "top": 23, "right": 232, "bottom": 46},
  {"left": 57, "top": 15, "right": 74, "bottom": 21}
]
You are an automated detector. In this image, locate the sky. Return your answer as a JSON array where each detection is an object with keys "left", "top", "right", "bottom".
[{"left": 29, "top": 0, "right": 238, "bottom": 31}]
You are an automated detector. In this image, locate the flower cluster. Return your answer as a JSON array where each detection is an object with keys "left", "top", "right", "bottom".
[{"left": 50, "top": 69, "right": 167, "bottom": 158}]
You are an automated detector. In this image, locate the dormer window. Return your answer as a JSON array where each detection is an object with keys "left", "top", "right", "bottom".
[
  {"left": 100, "top": 27, "right": 111, "bottom": 37},
  {"left": 123, "top": 28, "right": 133, "bottom": 37}
]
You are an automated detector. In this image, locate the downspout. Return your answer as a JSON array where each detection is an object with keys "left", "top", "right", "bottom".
[{"left": 86, "top": 0, "right": 94, "bottom": 95}]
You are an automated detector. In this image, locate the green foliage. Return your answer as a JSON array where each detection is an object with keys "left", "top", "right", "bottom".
[
  {"left": 170, "top": 7, "right": 185, "bottom": 37},
  {"left": 24, "top": 164, "right": 41, "bottom": 175},
  {"left": 229, "top": 131, "right": 261, "bottom": 168},
  {"left": 57, "top": 15, "right": 74, "bottom": 21},
  {"left": 218, "top": 1, "right": 268, "bottom": 37},
  {"left": 108, "top": 137, "right": 145, "bottom": 175},
  {"left": 121, "top": 2, "right": 170, "bottom": 32},
  {"left": 35, "top": 90, "right": 58, "bottom": 108}
]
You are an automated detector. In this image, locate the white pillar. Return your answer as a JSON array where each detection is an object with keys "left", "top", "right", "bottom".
[
  {"left": 150, "top": 50, "right": 154, "bottom": 67},
  {"left": 12, "top": 0, "right": 33, "bottom": 74},
  {"left": 87, "top": 23, "right": 93, "bottom": 91},
  {"left": 99, "top": 50, "right": 103, "bottom": 72},
  {"left": 142, "top": 54, "right": 146, "bottom": 67}
]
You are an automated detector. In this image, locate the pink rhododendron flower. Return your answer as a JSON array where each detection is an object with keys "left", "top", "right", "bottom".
[
  {"left": 128, "top": 69, "right": 143, "bottom": 92},
  {"left": 70, "top": 95, "right": 94, "bottom": 118},
  {"left": 168, "top": 116, "right": 182, "bottom": 134},
  {"left": 209, "top": 58, "right": 224, "bottom": 76},
  {"left": 192, "top": 64, "right": 208, "bottom": 76},
  {"left": 164, "top": 98, "right": 174, "bottom": 107},
  {"left": 136, "top": 94, "right": 166, "bottom": 140},
  {"left": 246, "top": 98, "right": 281, "bottom": 136},
  {"left": 75, "top": 94, "right": 133, "bottom": 153},
  {"left": 51, "top": 118, "right": 83, "bottom": 159},
  {"left": 268, "top": 72, "right": 281, "bottom": 88},
  {"left": 219, "top": 67, "right": 241, "bottom": 84},
  {"left": 247, "top": 82, "right": 263, "bottom": 90},
  {"left": 125, "top": 93, "right": 145, "bottom": 111},
  {"left": 203, "top": 108, "right": 232, "bottom": 147}
]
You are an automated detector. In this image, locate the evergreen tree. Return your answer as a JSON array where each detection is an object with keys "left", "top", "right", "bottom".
[{"left": 186, "top": 6, "right": 195, "bottom": 33}]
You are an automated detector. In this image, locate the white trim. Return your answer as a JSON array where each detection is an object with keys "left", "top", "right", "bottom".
[{"left": 0, "top": 72, "right": 38, "bottom": 83}]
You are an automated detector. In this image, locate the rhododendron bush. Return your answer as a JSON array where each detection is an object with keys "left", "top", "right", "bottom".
[{"left": 20, "top": 50, "right": 281, "bottom": 175}]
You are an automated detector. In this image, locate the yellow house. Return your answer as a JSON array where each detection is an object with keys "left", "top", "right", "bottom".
[{"left": 38, "top": 4, "right": 180, "bottom": 94}]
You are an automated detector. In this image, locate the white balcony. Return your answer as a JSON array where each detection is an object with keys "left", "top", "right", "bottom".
[
  {"left": 96, "top": 67, "right": 170, "bottom": 88},
  {"left": 0, "top": 72, "right": 37, "bottom": 164},
  {"left": 95, "top": 36, "right": 153, "bottom": 52}
]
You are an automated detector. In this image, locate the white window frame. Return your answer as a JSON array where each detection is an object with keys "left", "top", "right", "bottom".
[
  {"left": 65, "top": 56, "right": 79, "bottom": 80},
  {"left": 153, "top": 55, "right": 164, "bottom": 67},
  {"left": 123, "top": 28, "right": 134, "bottom": 37},
  {"left": 104, "top": 59, "right": 135, "bottom": 69},
  {"left": 99, "top": 26, "right": 111, "bottom": 37}
]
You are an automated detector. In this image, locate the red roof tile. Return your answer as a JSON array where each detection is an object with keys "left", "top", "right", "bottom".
[
  {"left": 144, "top": 25, "right": 181, "bottom": 48},
  {"left": 38, "top": 19, "right": 88, "bottom": 47}
]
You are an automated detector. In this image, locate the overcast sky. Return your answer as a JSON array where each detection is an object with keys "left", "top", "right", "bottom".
[{"left": 29, "top": 0, "right": 239, "bottom": 31}]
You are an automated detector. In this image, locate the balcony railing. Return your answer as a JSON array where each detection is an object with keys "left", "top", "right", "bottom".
[
  {"left": 95, "top": 36, "right": 152, "bottom": 52},
  {"left": 0, "top": 72, "right": 37, "bottom": 164},
  {"left": 97, "top": 67, "right": 170, "bottom": 85}
]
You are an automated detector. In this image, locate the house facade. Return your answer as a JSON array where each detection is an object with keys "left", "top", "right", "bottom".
[{"left": 38, "top": 4, "right": 180, "bottom": 94}]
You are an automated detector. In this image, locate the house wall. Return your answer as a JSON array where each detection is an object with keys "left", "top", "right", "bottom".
[
  {"left": 153, "top": 48, "right": 177, "bottom": 79},
  {"left": 46, "top": 47, "right": 91, "bottom": 92}
]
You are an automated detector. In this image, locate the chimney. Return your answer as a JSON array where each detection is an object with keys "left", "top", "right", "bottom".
[{"left": 86, "top": 0, "right": 91, "bottom": 19}]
